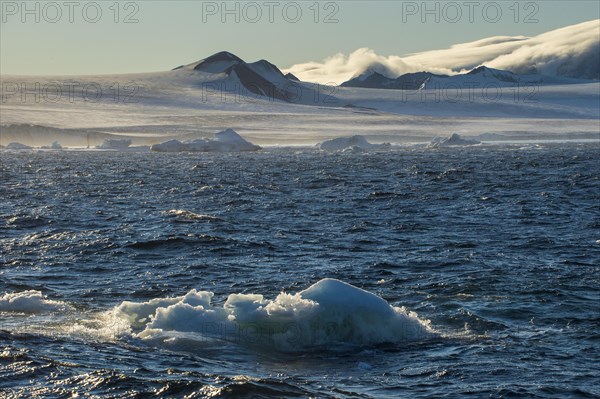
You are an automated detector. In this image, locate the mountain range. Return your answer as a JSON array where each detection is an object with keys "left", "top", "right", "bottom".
[
  {"left": 172, "top": 51, "right": 315, "bottom": 104},
  {"left": 170, "top": 50, "right": 595, "bottom": 104},
  {"left": 161, "top": 20, "right": 599, "bottom": 103},
  {"left": 2, "top": 46, "right": 598, "bottom": 148},
  {"left": 341, "top": 66, "right": 592, "bottom": 90}
]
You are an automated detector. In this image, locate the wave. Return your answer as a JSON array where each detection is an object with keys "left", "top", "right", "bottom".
[
  {"left": 3, "top": 364, "right": 313, "bottom": 399},
  {"left": 114, "top": 278, "right": 435, "bottom": 351},
  {"left": 5, "top": 213, "right": 52, "bottom": 229},
  {"left": 164, "top": 209, "right": 221, "bottom": 222},
  {"left": 124, "top": 234, "right": 226, "bottom": 250}
]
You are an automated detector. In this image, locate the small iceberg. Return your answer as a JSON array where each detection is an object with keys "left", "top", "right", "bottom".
[
  {"left": 213, "top": 128, "right": 261, "bottom": 151},
  {"left": 318, "top": 135, "right": 390, "bottom": 152},
  {"left": 41, "top": 141, "right": 63, "bottom": 150},
  {"left": 6, "top": 142, "right": 32, "bottom": 150},
  {"left": 151, "top": 129, "right": 260, "bottom": 152},
  {"left": 97, "top": 138, "right": 132, "bottom": 150},
  {"left": 0, "top": 290, "right": 69, "bottom": 313},
  {"left": 429, "top": 133, "right": 480, "bottom": 147},
  {"left": 114, "top": 278, "right": 435, "bottom": 350}
]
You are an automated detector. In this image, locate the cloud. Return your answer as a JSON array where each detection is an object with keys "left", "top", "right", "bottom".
[
  {"left": 280, "top": 49, "right": 407, "bottom": 86},
  {"left": 284, "top": 20, "right": 599, "bottom": 84}
]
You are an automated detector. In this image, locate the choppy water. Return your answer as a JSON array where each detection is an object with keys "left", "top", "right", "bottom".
[{"left": 1, "top": 144, "right": 599, "bottom": 398}]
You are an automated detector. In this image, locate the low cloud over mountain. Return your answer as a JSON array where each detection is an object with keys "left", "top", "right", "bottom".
[{"left": 285, "top": 20, "right": 599, "bottom": 84}]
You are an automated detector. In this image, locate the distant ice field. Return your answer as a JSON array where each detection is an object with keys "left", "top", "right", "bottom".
[{"left": 1, "top": 71, "right": 598, "bottom": 147}]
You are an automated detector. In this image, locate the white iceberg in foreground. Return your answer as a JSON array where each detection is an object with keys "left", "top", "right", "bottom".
[
  {"left": 318, "top": 135, "right": 390, "bottom": 152},
  {"left": 151, "top": 129, "right": 261, "bottom": 152},
  {"left": 429, "top": 133, "right": 481, "bottom": 147},
  {"left": 114, "top": 278, "right": 434, "bottom": 350}
]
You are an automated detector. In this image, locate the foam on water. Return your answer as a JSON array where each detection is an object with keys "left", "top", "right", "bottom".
[{"left": 114, "top": 278, "right": 435, "bottom": 350}]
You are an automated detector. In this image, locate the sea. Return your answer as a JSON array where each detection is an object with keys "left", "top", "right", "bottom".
[{"left": 1, "top": 143, "right": 599, "bottom": 398}]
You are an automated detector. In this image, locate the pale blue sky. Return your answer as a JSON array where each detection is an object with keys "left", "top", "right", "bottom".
[{"left": 1, "top": 1, "right": 599, "bottom": 75}]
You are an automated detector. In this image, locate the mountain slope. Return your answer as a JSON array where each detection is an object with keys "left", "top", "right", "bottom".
[
  {"left": 342, "top": 71, "right": 441, "bottom": 90},
  {"left": 174, "top": 51, "right": 334, "bottom": 105}
]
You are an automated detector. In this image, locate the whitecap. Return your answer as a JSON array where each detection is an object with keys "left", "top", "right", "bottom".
[{"left": 165, "top": 209, "right": 220, "bottom": 221}]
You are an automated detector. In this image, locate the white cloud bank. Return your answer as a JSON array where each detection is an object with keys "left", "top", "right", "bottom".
[{"left": 285, "top": 20, "right": 599, "bottom": 84}]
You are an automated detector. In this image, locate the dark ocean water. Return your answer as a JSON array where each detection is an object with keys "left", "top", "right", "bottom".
[{"left": 1, "top": 143, "right": 599, "bottom": 398}]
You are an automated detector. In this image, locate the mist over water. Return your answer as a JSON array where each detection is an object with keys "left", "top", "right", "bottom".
[{"left": 1, "top": 144, "right": 599, "bottom": 398}]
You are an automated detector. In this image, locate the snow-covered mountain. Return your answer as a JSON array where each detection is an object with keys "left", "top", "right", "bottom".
[
  {"left": 341, "top": 66, "right": 593, "bottom": 90},
  {"left": 173, "top": 51, "right": 330, "bottom": 104}
]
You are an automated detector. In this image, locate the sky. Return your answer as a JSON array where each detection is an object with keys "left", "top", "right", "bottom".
[{"left": 1, "top": 0, "right": 599, "bottom": 75}]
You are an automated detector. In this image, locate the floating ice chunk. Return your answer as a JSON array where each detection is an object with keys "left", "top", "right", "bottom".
[
  {"left": 319, "top": 135, "right": 390, "bottom": 152},
  {"left": 429, "top": 133, "right": 480, "bottom": 147},
  {"left": 115, "top": 289, "right": 214, "bottom": 328},
  {"left": 114, "top": 278, "right": 434, "bottom": 350},
  {"left": 151, "top": 129, "right": 260, "bottom": 152},
  {"left": 297, "top": 278, "right": 431, "bottom": 344},
  {"left": 0, "top": 290, "right": 68, "bottom": 313}
]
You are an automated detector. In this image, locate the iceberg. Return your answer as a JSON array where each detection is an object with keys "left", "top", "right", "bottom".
[
  {"left": 50, "top": 141, "right": 63, "bottom": 150},
  {"left": 429, "top": 133, "right": 481, "bottom": 147},
  {"left": 41, "top": 141, "right": 63, "bottom": 150},
  {"left": 213, "top": 128, "right": 261, "bottom": 151},
  {"left": 114, "top": 278, "right": 434, "bottom": 350},
  {"left": 151, "top": 129, "right": 260, "bottom": 152},
  {"left": 0, "top": 290, "right": 69, "bottom": 313},
  {"left": 318, "top": 135, "right": 391, "bottom": 152},
  {"left": 6, "top": 142, "right": 32, "bottom": 150}
]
